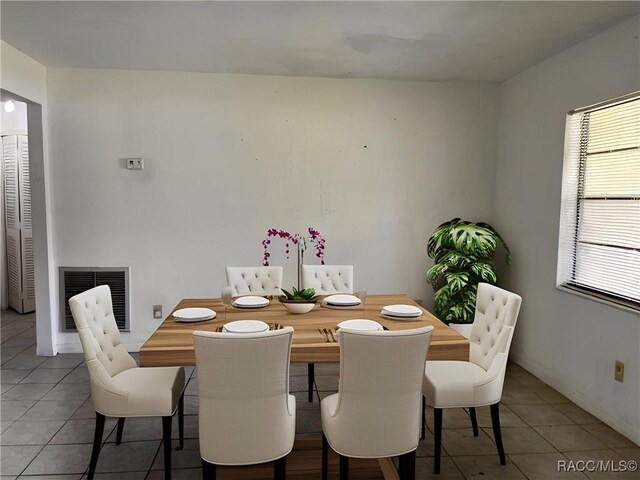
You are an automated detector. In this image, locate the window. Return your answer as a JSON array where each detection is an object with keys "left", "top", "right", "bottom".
[{"left": 557, "top": 93, "right": 640, "bottom": 310}]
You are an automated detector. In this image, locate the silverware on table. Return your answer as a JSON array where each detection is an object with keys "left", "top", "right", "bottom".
[
  {"left": 325, "top": 328, "right": 337, "bottom": 343},
  {"left": 319, "top": 328, "right": 337, "bottom": 343},
  {"left": 318, "top": 328, "right": 331, "bottom": 342}
]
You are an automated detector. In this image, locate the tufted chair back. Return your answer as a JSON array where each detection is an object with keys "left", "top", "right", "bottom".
[
  {"left": 69, "top": 285, "right": 137, "bottom": 410},
  {"left": 469, "top": 283, "right": 522, "bottom": 371},
  {"left": 323, "top": 326, "right": 434, "bottom": 457},
  {"left": 301, "top": 265, "right": 353, "bottom": 295},
  {"left": 193, "top": 327, "right": 295, "bottom": 465},
  {"left": 225, "top": 266, "right": 283, "bottom": 296}
]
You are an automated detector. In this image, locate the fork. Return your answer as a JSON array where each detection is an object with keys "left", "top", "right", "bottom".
[
  {"left": 318, "top": 328, "right": 331, "bottom": 342},
  {"left": 324, "top": 328, "right": 337, "bottom": 343}
]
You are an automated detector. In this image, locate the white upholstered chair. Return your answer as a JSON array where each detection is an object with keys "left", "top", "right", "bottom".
[
  {"left": 321, "top": 326, "right": 434, "bottom": 480},
  {"left": 423, "top": 283, "right": 522, "bottom": 474},
  {"left": 225, "top": 266, "right": 283, "bottom": 296},
  {"left": 69, "top": 285, "right": 185, "bottom": 480},
  {"left": 301, "top": 264, "right": 354, "bottom": 403},
  {"left": 193, "top": 327, "right": 296, "bottom": 480},
  {"left": 300, "top": 264, "right": 353, "bottom": 295}
]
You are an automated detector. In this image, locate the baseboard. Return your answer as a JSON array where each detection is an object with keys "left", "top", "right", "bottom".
[{"left": 510, "top": 351, "right": 640, "bottom": 446}]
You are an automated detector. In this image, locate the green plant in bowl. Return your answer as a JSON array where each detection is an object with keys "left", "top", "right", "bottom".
[
  {"left": 279, "top": 287, "right": 318, "bottom": 314},
  {"left": 280, "top": 287, "right": 317, "bottom": 302}
]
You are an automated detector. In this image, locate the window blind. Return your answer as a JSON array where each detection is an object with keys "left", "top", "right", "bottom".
[{"left": 557, "top": 94, "right": 640, "bottom": 308}]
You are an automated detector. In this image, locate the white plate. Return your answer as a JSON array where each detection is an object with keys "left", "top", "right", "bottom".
[
  {"left": 325, "top": 294, "right": 361, "bottom": 307},
  {"left": 223, "top": 320, "right": 269, "bottom": 333},
  {"left": 337, "top": 319, "right": 383, "bottom": 331},
  {"left": 382, "top": 304, "right": 423, "bottom": 317},
  {"left": 173, "top": 308, "right": 216, "bottom": 322},
  {"left": 381, "top": 311, "right": 423, "bottom": 321},
  {"left": 232, "top": 296, "right": 270, "bottom": 308}
]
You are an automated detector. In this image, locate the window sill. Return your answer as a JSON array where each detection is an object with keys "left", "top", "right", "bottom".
[{"left": 557, "top": 284, "right": 640, "bottom": 315}]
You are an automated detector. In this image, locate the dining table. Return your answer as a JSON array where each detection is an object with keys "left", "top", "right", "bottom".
[
  {"left": 139, "top": 294, "right": 469, "bottom": 480},
  {"left": 139, "top": 294, "right": 469, "bottom": 367}
]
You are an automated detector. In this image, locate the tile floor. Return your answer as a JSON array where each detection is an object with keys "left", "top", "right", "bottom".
[{"left": 1, "top": 309, "right": 639, "bottom": 479}]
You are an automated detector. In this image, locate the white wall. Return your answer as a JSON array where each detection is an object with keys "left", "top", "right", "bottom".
[
  {"left": 495, "top": 16, "right": 640, "bottom": 443},
  {"left": 1, "top": 41, "right": 47, "bottom": 105},
  {"left": 1, "top": 41, "right": 57, "bottom": 356},
  {"left": 46, "top": 68, "right": 499, "bottom": 349}
]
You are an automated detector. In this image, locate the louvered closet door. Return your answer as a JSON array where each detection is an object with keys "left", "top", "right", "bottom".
[
  {"left": 3, "top": 136, "right": 23, "bottom": 312},
  {"left": 18, "top": 135, "right": 35, "bottom": 312}
]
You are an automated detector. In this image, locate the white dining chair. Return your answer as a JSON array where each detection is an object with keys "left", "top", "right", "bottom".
[
  {"left": 225, "top": 266, "right": 284, "bottom": 296},
  {"left": 300, "top": 264, "right": 353, "bottom": 295},
  {"left": 301, "top": 264, "right": 354, "bottom": 404},
  {"left": 69, "top": 285, "right": 185, "bottom": 480},
  {"left": 321, "top": 326, "right": 434, "bottom": 480},
  {"left": 423, "top": 283, "right": 522, "bottom": 474},
  {"left": 193, "top": 327, "right": 296, "bottom": 480}
]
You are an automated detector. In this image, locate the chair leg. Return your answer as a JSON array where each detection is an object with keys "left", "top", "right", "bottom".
[
  {"left": 420, "top": 396, "right": 426, "bottom": 440},
  {"left": 115, "top": 417, "right": 125, "bottom": 445},
  {"left": 162, "top": 415, "right": 172, "bottom": 480},
  {"left": 469, "top": 407, "right": 479, "bottom": 437},
  {"left": 490, "top": 403, "right": 506, "bottom": 465},
  {"left": 433, "top": 407, "right": 443, "bottom": 475},
  {"left": 399, "top": 450, "right": 416, "bottom": 480},
  {"left": 176, "top": 393, "right": 185, "bottom": 450},
  {"left": 322, "top": 434, "right": 329, "bottom": 480},
  {"left": 339, "top": 455, "right": 349, "bottom": 480},
  {"left": 202, "top": 460, "right": 216, "bottom": 480},
  {"left": 274, "top": 456, "right": 286, "bottom": 480},
  {"left": 88, "top": 412, "right": 106, "bottom": 479},
  {"left": 308, "top": 363, "right": 315, "bottom": 402}
]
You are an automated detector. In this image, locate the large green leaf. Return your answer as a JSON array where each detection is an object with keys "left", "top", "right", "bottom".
[
  {"left": 433, "top": 284, "right": 452, "bottom": 317},
  {"left": 300, "top": 288, "right": 316, "bottom": 300},
  {"left": 281, "top": 288, "right": 295, "bottom": 300},
  {"left": 439, "top": 250, "right": 475, "bottom": 269},
  {"left": 471, "top": 262, "right": 497, "bottom": 283},
  {"left": 449, "top": 223, "right": 497, "bottom": 257},
  {"left": 477, "top": 222, "right": 512, "bottom": 263},
  {"left": 444, "top": 293, "right": 475, "bottom": 323},
  {"left": 445, "top": 272, "right": 469, "bottom": 294},
  {"left": 427, "top": 263, "right": 448, "bottom": 286},
  {"left": 427, "top": 219, "right": 460, "bottom": 258}
]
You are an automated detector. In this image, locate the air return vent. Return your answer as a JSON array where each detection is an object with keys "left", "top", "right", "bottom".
[{"left": 60, "top": 267, "right": 130, "bottom": 331}]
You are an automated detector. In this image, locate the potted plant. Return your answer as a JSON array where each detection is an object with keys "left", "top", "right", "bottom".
[
  {"left": 279, "top": 287, "right": 318, "bottom": 314},
  {"left": 427, "top": 218, "right": 511, "bottom": 335}
]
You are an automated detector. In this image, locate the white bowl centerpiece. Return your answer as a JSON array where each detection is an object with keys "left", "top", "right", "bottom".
[{"left": 279, "top": 287, "right": 318, "bottom": 314}]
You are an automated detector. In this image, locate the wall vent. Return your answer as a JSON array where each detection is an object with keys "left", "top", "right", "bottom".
[{"left": 60, "top": 267, "right": 130, "bottom": 331}]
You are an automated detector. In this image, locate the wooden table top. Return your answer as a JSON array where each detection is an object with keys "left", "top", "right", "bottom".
[{"left": 139, "top": 294, "right": 469, "bottom": 367}]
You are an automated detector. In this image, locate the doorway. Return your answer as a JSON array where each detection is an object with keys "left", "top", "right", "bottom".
[
  {"left": 1, "top": 98, "right": 35, "bottom": 314},
  {"left": 1, "top": 89, "right": 55, "bottom": 356}
]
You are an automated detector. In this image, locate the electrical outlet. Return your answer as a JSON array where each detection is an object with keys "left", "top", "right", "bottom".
[
  {"left": 153, "top": 305, "right": 163, "bottom": 319},
  {"left": 125, "top": 158, "right": 144, "bottom": 170},
  {"left": 615, "top": 360, "right": 624, "bottom": 383}
]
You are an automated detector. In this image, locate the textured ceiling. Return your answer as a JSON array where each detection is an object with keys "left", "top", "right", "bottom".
[{"left": 1, "top": 1, "right": 638, "bottom": 82}]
